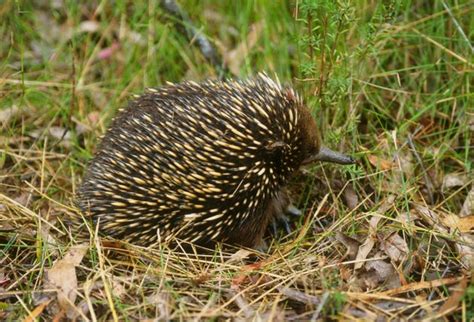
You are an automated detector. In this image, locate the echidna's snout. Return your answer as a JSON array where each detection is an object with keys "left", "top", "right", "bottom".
[{"left": 304, "top": 146, "right": 356, "bottom": 165}]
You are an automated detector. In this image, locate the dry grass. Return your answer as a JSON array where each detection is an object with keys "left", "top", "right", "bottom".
[{"left": 1, "top": 0, "right": 473, "bottom": 320}]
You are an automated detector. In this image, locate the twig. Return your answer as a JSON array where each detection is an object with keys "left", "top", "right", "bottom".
[{"left": 160, "top": 0, "right": 228, "bottom": 79}]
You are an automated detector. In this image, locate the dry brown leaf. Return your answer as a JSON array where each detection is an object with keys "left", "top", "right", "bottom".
[
  {"left": 460, "top": 185, "right": 474, "bottom": 217},
  {"left": 442, "top": 173, "right": 468, "bottom": 192},
  {"left": 367, "top": 154, "right": 394, "bottom": 170},
  {"left": 0, "top": 105, "right": 21, "bottom": 127},
  {"left": 44, "top": 244, "right": 88, "bottom": 318},
  {"left": 364, "top": 258, "right": 400, "bottom": 289},
  {"left": 335, "top": 231, "right": 360, "bottom": 260},
  {"left": 380, "top": 233, "right": 409, "bottom": 263},
  {"left": 354, "top": 214, "right": 381, "bottom": 270},
  {"left": 343, "top": 184, "right": 359, "bottom": 210},
  {"left": 22, "top": 299, "right": 52, "bottom": 322},
  {"left": 442, "top": 214, "right": 474, "bottom": 232},
  {"left": 228, "top": 249, "right": 253, "bottom": 263},
  {"left": 354, "top": 236, "right": 376, "bottom": 270},
  {"left": 456, "top": 234, "right": 474, "bottom": 268}
]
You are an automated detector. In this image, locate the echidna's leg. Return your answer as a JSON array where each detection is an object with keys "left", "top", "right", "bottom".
[
  {"left": 230, "top": 189, "right": 301, "bottom": 250},
  {"left": 248, "top": 192, "right": 288, "bottom": 251},
  {"left": 269, "top": 189, "right": 302, "bottom": 236}
]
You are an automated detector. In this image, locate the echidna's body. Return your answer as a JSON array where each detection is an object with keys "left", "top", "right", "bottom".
[{"left": 78, "top": 74, "right": 353, "bottom": 248}]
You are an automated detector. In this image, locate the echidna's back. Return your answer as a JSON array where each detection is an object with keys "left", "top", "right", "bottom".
[{"left": 77, "top": 74, "right": 310, "bottom": 246}]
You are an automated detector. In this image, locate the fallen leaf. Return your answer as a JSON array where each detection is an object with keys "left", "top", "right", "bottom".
[
  {"left": 460, "top": 185, "right": 474, "bottom": 217},
  {"left": 0, "top": 105, "right": 21, "bottom": 127},
  {"left": 228, "top": 249, "right": 253, "bottom": 263},
  {"left": 354, "top": 237, "right": 376, "bottom": 270},
  {"left": 22, "top": 299, "right": 52, "bottom": 322},
  {"left": 456, "top": 234, "right": 474, "bottom": 268},
  {"left": 367, "top": 154, "right": 394, "bottom": 170},
  {"left": 354, "top": 214, "right": 381, "bottom": 270},
  {"left": 343, "top": 184, "right": 359, "bottom": 210},
  {"left": 335, "top": 231, "right": 360, "bottom": 260},
  {"left": 442, "top": 214, "right": 474, "bottom": 232},
  {"left": 442, "top": 173, "right": 468, "bottom": 192},
  {"left": 364, "top": 258, "right": 400, "bottom": 289},
  {"left": 380, "top": 233, "right": 409, "bottom": 263},
  {"left": 44, "top": 244, "right": 87, "bottom": 318}
]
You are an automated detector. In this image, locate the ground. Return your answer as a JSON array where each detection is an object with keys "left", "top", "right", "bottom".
[{"left": 1, "top": 0, "right": 473, "bottom": 320}]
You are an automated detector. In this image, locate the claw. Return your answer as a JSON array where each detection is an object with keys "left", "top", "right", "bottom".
[
  {"left": 269, "top": 214, "right": 292, "bottom": 236},
  {"left": 280, "top": 215, "right": 292, "bottom": 234},
  {"left": 286, "top": 204, "right": 302, "bottom": 216},
  {"left": 267, "top": 189, "right": 302, "bottom": 237},
  {"left": 271, "top": 219, "right": 278, "bottom": 236}
]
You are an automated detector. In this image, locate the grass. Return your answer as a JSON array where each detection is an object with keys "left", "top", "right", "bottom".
[{"left": 1, "top": 0, "right": 473, "bottom": 320}]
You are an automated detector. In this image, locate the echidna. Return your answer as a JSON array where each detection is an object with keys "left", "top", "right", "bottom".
[{"left": 77, "top": 73, "right": 354, "bottom": 248}]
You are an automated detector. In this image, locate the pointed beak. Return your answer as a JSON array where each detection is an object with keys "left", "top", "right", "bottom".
[{"left": 303, "top": 146, "right": 356, "bottom": 165}]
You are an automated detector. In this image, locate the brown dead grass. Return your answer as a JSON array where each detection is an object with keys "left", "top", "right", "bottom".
[{"left": 1, "top": 0, "right": 473, "bottom": 320}]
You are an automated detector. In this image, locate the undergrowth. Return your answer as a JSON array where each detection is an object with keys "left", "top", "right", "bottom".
[{"left": 1, "top": 0, "right": 472, "bottom": 320}]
